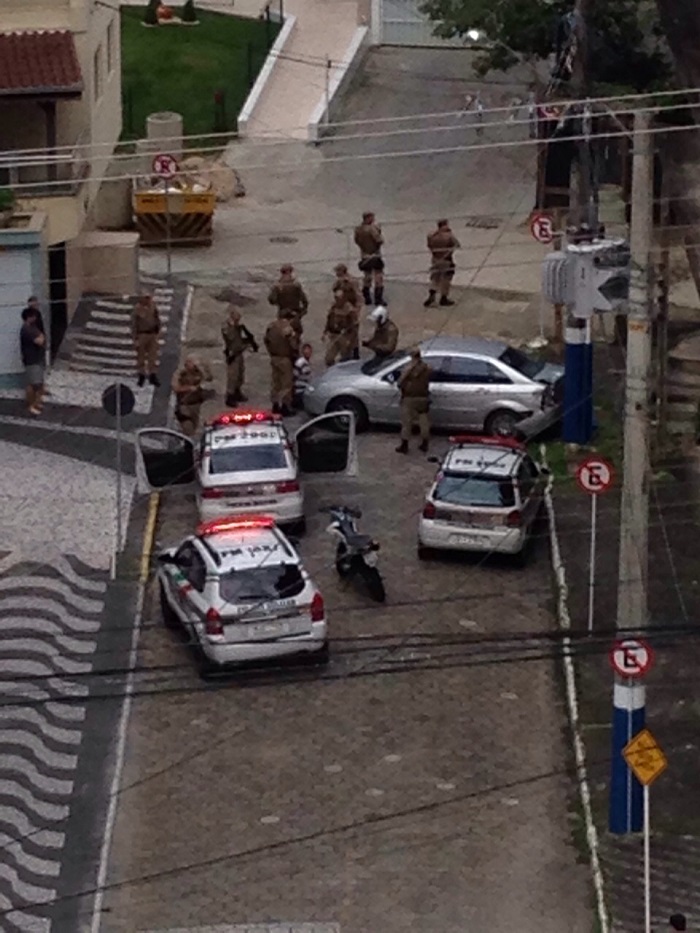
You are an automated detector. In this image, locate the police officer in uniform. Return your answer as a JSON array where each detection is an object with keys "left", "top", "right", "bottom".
[
  {"left": 172, "top": 356, "right": 212, "bottom": 437},
  {"left": 264, "top": 316, "right": 297, "bottom": 416},
  {"left": 323, "top": 288, "right": 355, "bottom": 367},
  {"left": 268, "top": 264, "right": 309, "bottom": 337},
  {"left": 424, "top": 219, "right": 461, "bottom": 307},
  {"left": 396, "top": 348, "right": 431, "bottom": 454},
  {"left": 131, "top": 293, "right": 161, "bottom": 386},
  {"left": 221, "top": 305, "right": 258, "bottom": 407},
  {"left": 363, "top": 306, "right": 399, "bottom": 358},
  {"left": 333, "top": 263, "right": 361, "bottom": 359},
  {"left": 354, "top": 211, "right": 384, "bottom": 307}
]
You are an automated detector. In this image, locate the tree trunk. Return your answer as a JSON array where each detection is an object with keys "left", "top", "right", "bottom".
[{"left": 655, "top": 0, "right": 700, "bottom": 301}]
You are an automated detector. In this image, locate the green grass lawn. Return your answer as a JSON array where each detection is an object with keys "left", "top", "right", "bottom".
[{"left": 121, "top": 7, "right": 280, "bottom": 139}]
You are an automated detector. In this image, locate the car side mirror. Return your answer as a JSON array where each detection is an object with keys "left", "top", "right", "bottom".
[
  {"left": 157, "top": 553, "right": 177, "bottom": 565},
  {"left": 539, "top": 466, "right": 551, "bottom": 476}
]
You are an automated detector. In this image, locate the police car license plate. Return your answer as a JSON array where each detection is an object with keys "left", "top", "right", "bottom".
[
  {"left": 247, "top": 618, "right": 309, "bottom": 640},
  {"left": 452, "top": 533, "right": 488, "bottom": 546}
]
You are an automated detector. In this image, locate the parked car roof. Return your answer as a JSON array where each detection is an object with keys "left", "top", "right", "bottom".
[{"left": 419, "top": 336, "right": 508, "bottom": 356}]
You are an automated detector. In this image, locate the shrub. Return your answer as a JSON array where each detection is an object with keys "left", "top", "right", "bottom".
[
  {"left": 143, "top": 0, "right": 159, "bottom": 25},
  {"left": 0, "top": 188, "right": 15, "bottom": 212},
  {"left": 181, "top": 0, "right": 198, "bottom": 22}
]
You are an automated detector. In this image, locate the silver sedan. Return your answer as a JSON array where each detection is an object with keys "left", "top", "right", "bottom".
[{"left": 302, "top": 336, "right": 564, "bottom": 435}]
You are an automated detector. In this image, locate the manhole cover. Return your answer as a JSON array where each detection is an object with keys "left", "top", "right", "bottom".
[
  {"left": 269, "top": 235, "right": 299, "bottom": 244},
  {"left": 464, "top": 216, "right": 502, "bottom": 230}
]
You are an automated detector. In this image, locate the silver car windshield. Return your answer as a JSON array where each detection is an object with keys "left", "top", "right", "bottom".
[
  {"left": 435, "top": 473, "right": 516, "bottom": 508},
  {"left": 361, "top": 351, "right": 406, "bottom": 376},
  {"left": 209, "top": 444, "right": 287, "bottom": 474},
  {"left": 499, "top": 347, "right": 544, "bottom": 381},
  {"left": 219, "top": 565, "right": 304, "bottom": 602}
]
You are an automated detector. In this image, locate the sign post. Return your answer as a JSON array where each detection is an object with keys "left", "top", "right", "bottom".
[
  {"left": 622, "top": 728, "right": 667, "bottom": 933},
  {"left": 609, "top": 638, "right": 654, "bottom": 835},
  {"left": 575, "top": 456, "right": 614, "bottom": 633},
  {"left": 152, "top": 153, "right": 179, "bottom": 276},
  {"left": 102, "top": 383, "right": 136, "bottom": 579}
]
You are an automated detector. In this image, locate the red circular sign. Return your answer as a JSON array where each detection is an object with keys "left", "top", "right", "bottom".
[
  {"left": 576, "top": 456, "right": 614, "bottom": 495},
  {"left": 530, "top": 213, "right": 555, "bottom": 244},
  {"left": 610, "top": 638, "right": 654, "bottom": 679},
  {"left": 152, "top": 153, "right": 179, "bottom": 179}
]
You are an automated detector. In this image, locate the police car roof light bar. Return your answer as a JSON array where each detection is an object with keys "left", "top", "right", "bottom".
[
  {"left": 197, "top": 515, "right": 276, "bottom": 537},
  {"left": 210, "top": 409, "right": 280, "bottom": 428},
  {"left": 449, "top": 434, "right": 526, "bottom": 450}
]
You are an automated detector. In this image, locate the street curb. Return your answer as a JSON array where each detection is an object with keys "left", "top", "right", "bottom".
[
  {"left": 307, "top": 26, "right": 370, "bottom": 143},
  {"left": 237, "top": 15, "right": 297, "bottom": 137},
  {"left": 89, "top": 491, "right": 160, "bottom": 933},
  {"left": 541, "top": 444, "right": 610, "bottom": 933}
]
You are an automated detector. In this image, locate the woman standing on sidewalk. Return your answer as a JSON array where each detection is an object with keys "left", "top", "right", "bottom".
[{"left": 19, "top": 307, "right": 46, "bottom": 416}]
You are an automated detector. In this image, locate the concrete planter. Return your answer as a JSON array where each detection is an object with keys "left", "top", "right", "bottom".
[{"left": 0, "top": 210, "right": 13, "bottom": 229}]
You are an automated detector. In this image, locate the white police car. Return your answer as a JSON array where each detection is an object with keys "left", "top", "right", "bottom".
[
  {"left": 417, "top": 435, "right": 547, "bottom": 562},
  {"left": 157, "top": 514, "right": 328, "bottom": 677},
  {"left": 135, "top": 409, "right": 358, "bottom": 531}
]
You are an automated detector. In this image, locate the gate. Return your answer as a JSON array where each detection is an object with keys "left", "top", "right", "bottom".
[{"left": 379, "top": 0, "right": 465, "bottom": 46}]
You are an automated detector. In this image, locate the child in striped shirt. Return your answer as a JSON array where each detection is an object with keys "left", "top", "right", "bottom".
[{"left": 293, "top": 342, "right": 313, "bottom": 410}]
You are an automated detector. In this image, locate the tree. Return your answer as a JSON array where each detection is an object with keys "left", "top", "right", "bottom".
[
  {"left": 143, "top": 0, "right": 159, "bottom": 25},
  {"left": 420, "top": 0, "right": 700, "bottom": 298},
  {"left": 420, "top": 0, "right": 669, "bottom": 90},
  {"left": 181, "top": 0, "right": 198, "bottom": 23}
]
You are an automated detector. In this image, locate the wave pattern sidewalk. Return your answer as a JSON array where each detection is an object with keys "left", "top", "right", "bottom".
[{"left": 0, "top": 552, "right": 107, "bottom": 933}]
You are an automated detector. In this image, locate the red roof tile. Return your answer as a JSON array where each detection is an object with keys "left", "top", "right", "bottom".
[{"left": 0, "top": 31, "right": 83, "bottom": 97}]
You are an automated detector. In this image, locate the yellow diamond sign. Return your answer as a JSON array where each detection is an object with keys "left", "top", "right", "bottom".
[{"left": 623, "top": 729, "right": 668, "bottom": 786}]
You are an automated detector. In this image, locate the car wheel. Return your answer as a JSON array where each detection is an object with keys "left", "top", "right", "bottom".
[
  {"left": 485, "top": 408, "right": 521, "bottom": 437},
  {"left": 326, "top": 396, "right": 369, "bottom": 433},
  {"left": 287, "top": 517, "right": 307, "bottom": 537},
  {"left": 315, "top": 641, "right": 330, "bottom": 665},
  {"left": 417, "top": 545, "right": 433, "bottom": 561},
  {"left": 159, "top": 584, "right": 179, "bottom": 630},
  {"left": 512, "top": 538, "right": 530, "bottom": 568}
]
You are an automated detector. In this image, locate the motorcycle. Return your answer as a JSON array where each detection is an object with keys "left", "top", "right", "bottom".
[{"left": 322, "top": 505, "right": 385, "bottom": 603}]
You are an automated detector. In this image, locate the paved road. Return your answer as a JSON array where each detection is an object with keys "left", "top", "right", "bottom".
[
  {"left": 95, "top": 264, "right": 592, "bottom": 931},
  {"left": 98, "top": 430, "right": 592, "bottom": 932}
]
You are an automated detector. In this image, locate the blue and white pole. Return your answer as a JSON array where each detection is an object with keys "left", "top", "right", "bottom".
[
  {"left": 562, "top": 319, "right": 594, "bottom": 444},
  {"left": 609, "top": 676, "right": 645, "bottom": 833}
]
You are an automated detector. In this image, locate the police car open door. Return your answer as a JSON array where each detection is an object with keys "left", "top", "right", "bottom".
[
  {"left": 293, "top": 412, "right": 358, "bottom": 477},
  {"left": 134, "top": 428, "right": 197, "bottom": 494}
]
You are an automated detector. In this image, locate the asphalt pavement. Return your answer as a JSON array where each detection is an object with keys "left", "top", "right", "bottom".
[{"left": 95, "top": 264, "right": 593, "bottom": 931}]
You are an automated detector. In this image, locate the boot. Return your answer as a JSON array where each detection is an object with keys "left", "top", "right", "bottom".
[
  {"left": 395, "top": 440, "right": 408, "bottom": 454},
  {"left": 225, "top": 393, "right": 238, "bottom": 407},
  {"left": 373, "top": 286, "right": 384, "bottom": 306},
  {"left": 424, "top": 290, "right": 436, "bottom": 308},
  {"left": 439, "top": 295, "right": 455, "bottom": 307},
  {"left": 237, "top": 391, "right": 248, "bottom": 402},
  {"left": 137, "top": 374, "right": 145, "bottom": 387},
  {"left": 352, "top": 347, "right": 360, "bottom": 361},
  {"left": 362, "top": 286, "right": 372, "bottom": 306},
  {"left": 280, "top": 404, "right": 293, "bottom": 417},
  {"left": 272, "top": 403, "right": 281, "bottom": 414},
  {"left": 418, "top": 439, "right": 429, "bottom": 453},
  {"left": 149, "top": 373, "right": 161, "bottom": 387}
]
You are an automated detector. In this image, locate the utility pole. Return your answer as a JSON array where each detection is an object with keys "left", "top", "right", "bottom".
[
  {"left": 609, "top": 108, "right": 654, "bottom": 837},
  {"left": 616, "top": 109, "right": 654, "bottom": 633}
]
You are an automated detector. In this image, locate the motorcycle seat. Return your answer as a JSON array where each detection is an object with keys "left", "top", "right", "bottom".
[{"left": 344, "top": 532, "right": 374, "bottom": 549}]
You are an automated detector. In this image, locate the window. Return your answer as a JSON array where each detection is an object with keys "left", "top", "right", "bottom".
[
  {"left": 174, "top": 543, "right": 207, "bottom": 592},
  {"left": 516, "top": 463, "right": 536, "bottom": 500},
  {"left": 219, "top": 565, "right": 305, "bottom": 603},
  {"left": 448, "top": 357, "right": 512, "bottom": 384},
  {"left": 499, "top": 346, "right": 544, "bottom": 381},
  {"left": 107, "top": 20, "right": 115, "bottom": 74},
  {"left": 435, "top": 474, "right": 516, "bottom": 508},
  {"left": 93, "top": 45, "right": 103, "bottom": 100},
  {"left": 209, "top": 444, "right": 288, "bottom": 474}
]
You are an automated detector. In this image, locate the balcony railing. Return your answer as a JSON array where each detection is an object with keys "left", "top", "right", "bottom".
[{"left": 0, "top": 133, "right": 90, "bottom": 198}]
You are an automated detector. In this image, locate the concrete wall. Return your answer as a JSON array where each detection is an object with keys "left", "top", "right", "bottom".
[
  {"left": 0, "top": 211, "right": 49, "bottom": 387},
  {"left": 76, "top": 231, "right": 139, "bottom": 295}
]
